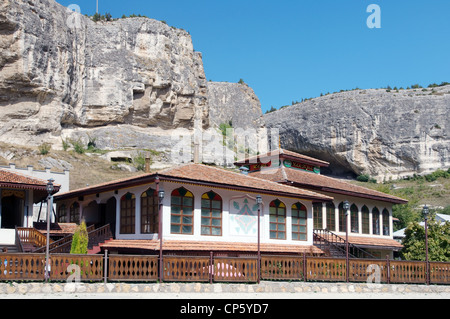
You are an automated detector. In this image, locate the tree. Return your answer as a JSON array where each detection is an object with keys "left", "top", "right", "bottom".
[
  {"left": 105, "top": 12, "right": 112, "bottom": 21},
  {"left": 70, "top": 221, "right": 89, "bottom": 254},
  {"left": 401, "top": 217, "right": 450, "bottom": 262},
  {"left": 92, "top": 12, "right": 101, "bottom": 22}
]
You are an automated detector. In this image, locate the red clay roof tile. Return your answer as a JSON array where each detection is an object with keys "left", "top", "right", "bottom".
[
  {"left": 249, "top": 166, "right": 407, "bottom": 204},
  {"left": 101, "top": 239, "right": 324, "bottom": 255}
]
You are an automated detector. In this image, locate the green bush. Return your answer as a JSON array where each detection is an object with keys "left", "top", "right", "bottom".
[
  {"left": 357, "top": 174, "right": 377, "bottom": 183},
  {"left": 425, "top": 169, "right": 450, "bottom": 182},
  {"left": 133, "top": 152, "right": 150, "bottom": 171},
  {"left": 70, "top": 138, "right": 85, "bottom": 154},
  {"left": 70, "top": 221, "right": 89, "bottom": 255},
  {"left": 38, "top": 143, "right": 51, "bottom": 155},
  {"left": 61, "top": 138, "right": 70, "bottom": 151}
]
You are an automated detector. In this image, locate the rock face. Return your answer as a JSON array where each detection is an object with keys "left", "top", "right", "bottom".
[
  {"left": 0, "top": 0, "right": 209, "bottom": 147},
  {"left": 265, "top": 86, "right": 450, "bottom": 180},
  {"left": 207, "top": 82, "right": 265, "bottom": 130},
  {"left": 0, "top": 0, "right": 268, "bottom": 167}
]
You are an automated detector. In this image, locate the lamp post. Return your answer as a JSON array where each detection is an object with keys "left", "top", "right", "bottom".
[
  {"left": 256, "top": 195, "right": 262, "bottom": 284},
  {"left": 343, "top": 200, "right": 350, "bottom": 282},
  {"left": 423, "top": 204, "right": 430, "bottom": 285},
  {"left": 45, "top": 178, "right": 54, "bottom": 282},
  {"left": 156, "top": 178, "right": 164, "bottom": 282}
]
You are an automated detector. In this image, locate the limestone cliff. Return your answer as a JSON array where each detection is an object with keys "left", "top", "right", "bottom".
[
  {"left": 0, "top": 0, "right": 209, "bottom": 147},
  {"left": 264, "top": 86, "right": 450, "bottom": 180},
  {"left": 207, "top": 82, "right": 265, "bottom": 130}
]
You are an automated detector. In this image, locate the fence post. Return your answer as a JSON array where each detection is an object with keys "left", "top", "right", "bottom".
[
  {"left": 104, "top": 249, "right": 108, "bottom": 284},
  {"left": 303, "top": 253, "right": 307, "bottom": 282},
  {"left": 210, "top": 251, "right": 213, "bottom": 284},
  {"left": 386, "top": 255, "right": 390, "bottom": 284}
]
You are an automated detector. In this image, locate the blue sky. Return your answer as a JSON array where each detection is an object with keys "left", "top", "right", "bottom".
[{"left": 55, "top": 0, "right": 450, "bottom": 112}]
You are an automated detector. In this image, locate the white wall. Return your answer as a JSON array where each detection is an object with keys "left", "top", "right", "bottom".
[
  {"left": 318, "top": 191, "right": 394, "bottom": 239},
  {"left": 58, "top": 180, "right": 315, "bottom": 247}
]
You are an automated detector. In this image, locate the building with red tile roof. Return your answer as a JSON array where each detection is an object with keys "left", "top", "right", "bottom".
[
  {"left": 54, "top": 163, "right": 332, "bottom": 256},
  {"left": 234, "top": 149, "right": 408, "bottom": 258},
  {"left": 0, "top": 168, "right": 60, "bottom": 245}
]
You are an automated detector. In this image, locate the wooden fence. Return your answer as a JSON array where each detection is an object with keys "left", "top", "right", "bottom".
[{"left": 0, "top": 253, "right": 449, "bottom": 285}]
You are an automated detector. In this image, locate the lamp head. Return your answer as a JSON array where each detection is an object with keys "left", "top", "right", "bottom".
[
  {"left": 423, "top": 205, "right": 429, "bottom": 220},
  {"left": 343, "top": 200, "right": 350, "bottom": 212},
  {"left": 46, "top": 178, "right": 55, "bottom": 195}
]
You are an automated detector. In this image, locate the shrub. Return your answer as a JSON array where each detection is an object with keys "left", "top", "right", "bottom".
[
  {"left": 38, "top": 143, "right": 51, "bottom": 155},
  {"left": 133, "top": 152, "right": 150, "bottom": 171},
  {"left": 357, "top": 174, "right": 377, "bottom": 183},
  {"left": 70, "top": 221, "right": 89, "bottom": 255},
  {"left": 61, "top": 138, "right": 70, "bottom": 151},
  {"left": 70, "top": 138, "right": 85, "bottom": 154}
]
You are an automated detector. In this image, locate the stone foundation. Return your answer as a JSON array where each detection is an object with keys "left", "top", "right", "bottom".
[{"left": 1, "top": 281, "right": 449, "bottom": 296}]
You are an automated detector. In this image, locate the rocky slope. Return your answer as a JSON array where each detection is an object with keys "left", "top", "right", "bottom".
[
  {"left": 0, "top": 0, "right": 266, "bottom": 166},
  {"left": 207, "top": 82, "right": 265, "bottom": 130},
  {"left": 265, "top": 86, "right": 450, "bottom": 180}
]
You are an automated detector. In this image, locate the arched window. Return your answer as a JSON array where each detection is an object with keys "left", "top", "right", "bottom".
[
  {"left": 171, "top": 187, "right": 194, "bottom": 235},
  {"left": 201, "top": 191, "right": 222, "bottom": 236},
  {"left": 382, "top": 209, "right": 390, "bottom": 236},
  {"left": 292, "top": 203, "right": 307, "bottom": 241},
  {"left": 70, "top": 202, "right": 80, "bottom": 224},
  {"left": 120, "top": 193, "right": 136, "bottom": 234},
  {"left": 362, "top": 205, "right": 370, "bottom": 234},
  {"left": 351, "top": 204, "right": 359, "bottom": 233},
  {"left": 269, "top": 199, "right": 286, "bottom": 240},
  {"left": 326, "top": 202, "right": 336, "bottom": 231},
  {"left": 313, "top": 203, "right": 322, "bottom": 230},
  {"left": 372, "top": 207, "right": 380, "bottom": 235},
  {"left": 338, "top": 202, "right": 347, "bottom": 233},
  {"left": 141, "top": 188, "right": 158, "bottom": 234},
  {"left": 58, "top": 204, "right": 67, "bottom": 223}
]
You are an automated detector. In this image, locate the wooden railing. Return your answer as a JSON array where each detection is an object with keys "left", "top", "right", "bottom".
[
  {"left": 163, "top": 256, "right": 211, "bottom": 282},
  {"left": 34, "top": 224, "right": 112, "bottom": 254},
  {"left": 261, "top": 255, "right": 304, "bottom": 281},
  {"left": 306, "top": 257, "right": 347, "bottom": 282},
  {"left": 0, "top": 252, "right": 449, "bottom": 285},
  {"left": 16, "top": 227, "right": 52, "bottom": 249},
  {"left": 87, "top": 224, "right": 112, "bottom": 249},
  {"left": 214, "top": 257, "right": 258, "bottom": 283},
  {"left": 0, "top": 253, "right": 46, "bottom": 281},
  {"left": 313, "top": 229, "right": 376, "bottom": 259},
  {"left": 50, "top": 254, "right": 104, "bottom": 282},
  {"left": 108, "top": 255, "right": 158, "bottom": 282}
]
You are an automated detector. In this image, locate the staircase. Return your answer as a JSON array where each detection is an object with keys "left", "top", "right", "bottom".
[
  {"left": 15, "top": 227, "right": 53, "bottom": 253},
  {"left": 313, "top": 229, "right": 376, "bottom": 259},
  {"left": 87, "top": 224, "right": 114, "bottom": 254},
  {"left": 16, "top": 224, "right": 113, "bottom": 255}
]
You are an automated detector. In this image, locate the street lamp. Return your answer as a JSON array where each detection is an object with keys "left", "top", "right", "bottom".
[
  {"left": 256, "top": 195, "right": 262, "bottom": 283},
  {"left": 156, "top": 179, "right": 164, "bottom": 283},
  {"left": 158, "top": 190, "right": 165, "bottom": 203},
  {"left": 423, "top": 204, "right": 430, "bottom": 285},
  {"left": 45, "top": 178, "right": 54, "bottom": 282},
  {"left": 343, "top": 200, "right": 350, "bottom": 282}
]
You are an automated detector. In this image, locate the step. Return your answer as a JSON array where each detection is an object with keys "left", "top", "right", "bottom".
[{"left": 88, "top": 238, "right": 113, "bottom": 255}]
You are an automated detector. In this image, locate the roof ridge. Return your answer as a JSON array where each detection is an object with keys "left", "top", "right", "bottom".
[
  {"left": 317, "top": 173, "right": 406, "bottom": 201},
  {"left": 186, "top": 163, "right": 332, "bottom": 199},
  {"left": 0, "top": 167, "right": 57, "bottom": 185}
]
